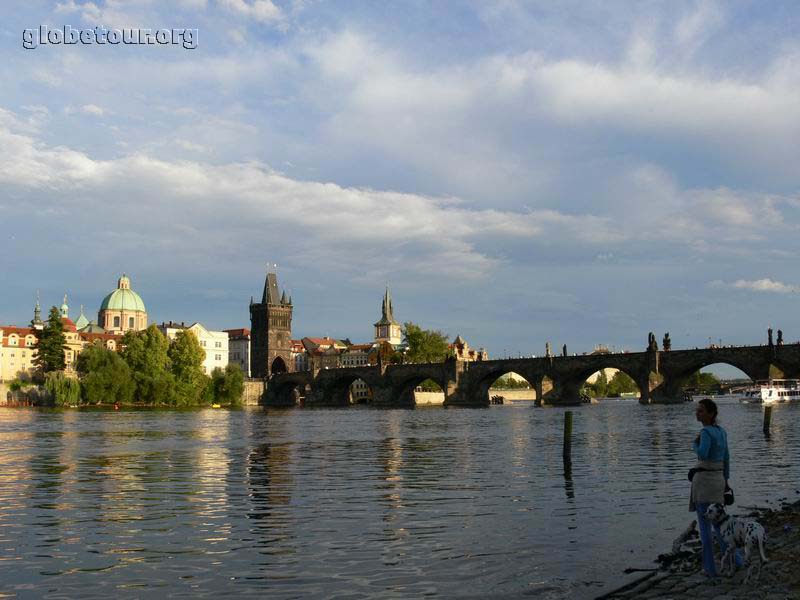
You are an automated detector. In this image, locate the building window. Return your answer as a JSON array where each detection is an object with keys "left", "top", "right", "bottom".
[
  {"left": 114, "top": 316, "right": 120, "bottom": 328},
  {"left": 201, "top": 341, "right": 206, "bottom": 347},
  {"left": 215, "top": 354, "right": 222, "bottom": 361},
  {"left": 215, "top": 341, "right": 221, "bottom": 348},
  {"left": 129, "top": 317, "right": 135, "bottom": 328}
]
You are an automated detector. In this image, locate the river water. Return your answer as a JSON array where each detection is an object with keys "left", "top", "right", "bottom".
[{"left": 1, "top": 401, "right": 798, "bottom": 599}]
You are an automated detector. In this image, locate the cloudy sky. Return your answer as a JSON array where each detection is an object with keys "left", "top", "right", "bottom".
[{"left": 1, "top": 0, "right": 798, "bottom": 360}]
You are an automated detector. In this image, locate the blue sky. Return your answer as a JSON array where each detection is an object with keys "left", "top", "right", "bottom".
[{"left": 1, "top": 0, "right": 798, "bottom": 362}]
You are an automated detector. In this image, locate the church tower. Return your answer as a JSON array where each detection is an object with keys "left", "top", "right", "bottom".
[
  {"left": 250, "top": 270, "right": 293, "bottom": 378},
  {"left": 374, "top": 286, "right": 402, "bottom": 346}
]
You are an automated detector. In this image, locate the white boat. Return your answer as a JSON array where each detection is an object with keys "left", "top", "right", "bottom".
[{"left": 739, "top": 379, "right": 800, "bottom": 404}]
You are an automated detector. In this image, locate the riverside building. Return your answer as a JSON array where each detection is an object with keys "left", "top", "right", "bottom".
[{"left": 158, "top": 322, "right": 229, "bottom": 375}]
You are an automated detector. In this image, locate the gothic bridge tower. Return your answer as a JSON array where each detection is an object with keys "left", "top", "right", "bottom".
[{"left": 250, "top": 270, "right": 293, "bottom": 378}]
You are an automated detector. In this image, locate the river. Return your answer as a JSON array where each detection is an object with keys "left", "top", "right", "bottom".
[{"left": 0, "top": 401, "right": 797, "bottom": 598}]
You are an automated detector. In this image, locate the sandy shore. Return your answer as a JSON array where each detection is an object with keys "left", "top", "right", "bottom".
[{"left": 598, "top": 497, "right": 800, "bottom": 599}]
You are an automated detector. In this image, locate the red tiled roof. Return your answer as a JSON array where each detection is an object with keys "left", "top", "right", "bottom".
[
  {"left": 304, "top": 337, "right": 338, "bottom": 345},
  {"left": 224, "top": 328, "right": 250, "bottom": 338},
  {"left": 346, "top": 344, "right": 374, "bottom": 351},
  {"left": 1, "top": 326, "right": 35, "bottom": 335},
  {"left": 1, "top": 326, "right": 37, "bottom": 348},
  {"left": 80, "top": 332, "right": 122, "bottom": 342}
]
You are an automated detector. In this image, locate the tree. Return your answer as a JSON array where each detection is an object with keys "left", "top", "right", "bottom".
[
  {"left": 402, "top": 322, "right": 450, "bottom": 363},
  {"left": 76, "top": 344, "right": 134, "bottom": 405},
  {"left": 682, "top": 371, "right": 721, "bottom": 393},
  {"left": 418, "top": 378, "right": 443, "bottom": 392},
  {"left": 584, "top": 369, "right": 609, "bottom": 398},
  {"left": 168, "top": 329, "right": 209, "bottom": 406},
  {"left": 121, "top": 325, "right": 174, "bottom": 405},
  {"left": 606, "top": 371, "right": 638, "bottom": 397},
  {"left": 210, "top": 364, "right": 245, "bottom": 405},
  {"left": 33, "top": 307, "right": 66, "bottom": 375},
  {"left": 44, "top": 371, "right": 81, "bottom": 406}
]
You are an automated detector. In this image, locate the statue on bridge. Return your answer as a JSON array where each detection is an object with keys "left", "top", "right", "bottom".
[
  {"left": 546, "top": 342, "right": 552, "bottom": 358},
  {"left": 562, "top": 344, "right": 568, "bottom": 357},
  {"left": 768, "top": 327, "right": 774, "bottom": 347},
  {"left": 777, "top": 329, "right": 783, "bottom": 347},
  {"left": 663, "top": 332, "right": 671, "bottom": 351},
  {"left": 647, "top": 332, "right": 658, "bottom": 352}
]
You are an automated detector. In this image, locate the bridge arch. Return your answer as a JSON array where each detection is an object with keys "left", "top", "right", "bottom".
[
  {"left": 575, "top": 366, "right": 643, "bottom": 400},
  {"left": 271, "top": 356, "right": 288, "bottom": 375},
  {"left": 472, "top": 369, "right": 536, "bottom": 405},
  {"left": 392, "top": 375, "right": 448, "bottom": 407},
  {"left": 320, "top": 372, "right": 378, "bottom": 406},
  {"left": 267, "top": 373, "right": 311, "bottom": 406},
  {"left": 667, "top": 358, "right": 762, "bottom": 385}
]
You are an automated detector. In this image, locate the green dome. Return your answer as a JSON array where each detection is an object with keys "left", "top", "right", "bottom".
[{"left": 100, "top": 275, "right": 147, "bottom": 313}]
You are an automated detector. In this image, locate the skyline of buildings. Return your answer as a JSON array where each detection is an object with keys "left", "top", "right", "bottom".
[{"left": 0, "top": 270, "right": 488, "bottom": 384}]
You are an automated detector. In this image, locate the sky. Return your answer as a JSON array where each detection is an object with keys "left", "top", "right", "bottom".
[{"left": 1, "top": 0, "right": 799, "bottom": 363}]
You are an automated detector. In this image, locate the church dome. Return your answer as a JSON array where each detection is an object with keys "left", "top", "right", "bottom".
[{"left": 100, "top": 274, "right": 147, "bottom": 313}]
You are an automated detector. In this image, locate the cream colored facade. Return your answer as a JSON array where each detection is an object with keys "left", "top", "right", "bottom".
[
  {"left": 0, "top": 324, "right": 120, "bottom": 382},
  {"left": 158, "top": 322, "right": 229, "bottom": 375},
  {"left": 0, "top": 328, "right": 38, "bottom": 382}
]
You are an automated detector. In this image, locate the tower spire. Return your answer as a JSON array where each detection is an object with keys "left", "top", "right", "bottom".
[{"left": 32, "top": 290, "right": 43, "bottom": 329}]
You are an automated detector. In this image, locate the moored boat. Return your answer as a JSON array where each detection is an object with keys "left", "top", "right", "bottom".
[{"left": 739, "top": 379, "right": 800, "bottom": 404}]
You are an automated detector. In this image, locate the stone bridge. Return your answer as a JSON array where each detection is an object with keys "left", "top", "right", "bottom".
[{"left": 262, "top": 343, "right": 800, "bottom": 408}]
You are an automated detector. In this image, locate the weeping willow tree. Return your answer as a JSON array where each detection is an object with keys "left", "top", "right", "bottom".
[{"left": 44, "top": 372, "right": 81, "bottom": 406}]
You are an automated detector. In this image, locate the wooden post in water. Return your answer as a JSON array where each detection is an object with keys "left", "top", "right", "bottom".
[
  {"left": 763, "top": 405, "right": 772, "bottom": 435},
  {"left": 563, "top": 410, "right": 573, "bottom": 458}
]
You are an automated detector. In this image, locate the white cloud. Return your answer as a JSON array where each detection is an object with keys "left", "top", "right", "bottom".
[
  {"left": 175, "top": 139, "right": 211, "bottom": 153},
  {"left": 218, "top": 0, "right": 282, "bottom": 23},
  {"left": 0, "top": 109, "right": 614, "bottom": 281},
  {"left": 710, "top": 279, "right": 799, "bottom": 293},
  {"left": 80, "top": 104, "right": 106, "bottom": 116}
]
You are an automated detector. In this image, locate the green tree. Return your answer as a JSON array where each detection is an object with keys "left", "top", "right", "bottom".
[
  {"left": 44, "top": 371, "right": 81, "bottom": 406},
  {"left": 76, "top": 344, "right": 135, "bottom": 405},
  {"left": 168, "top": 329, "right": 209, "bottom": 406},
  {"left": 402, "top": 322, "right": 450, "bottom": 363},
  {"left": 121, "top": 325, "right": 175, "bottom": 405},
  {"left": 584, "top": 369, "right": 609, "bottom": 398},
  {"left": 210, "top": 364, "right": 245, "bottom": 405},
  {"left": 606, "top": 371, "right": 639, "bottom": 397},
  {"left": 33, "top": 307, "right": 66, "bottom": 375},
  {"left": 681, "top": 371, "right": 721, "bottom": 393},
  {"left": 417, "top": 378, "right": 443, "bottom": 392}
]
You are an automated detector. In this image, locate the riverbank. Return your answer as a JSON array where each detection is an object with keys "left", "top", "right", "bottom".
[{"left": 599, "top": 497, "right": 800, "bottom": 599}]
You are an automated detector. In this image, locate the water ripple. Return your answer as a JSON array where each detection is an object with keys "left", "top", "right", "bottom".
[{"left": 0, "top": 402, "right": 797, "bottom": 598}]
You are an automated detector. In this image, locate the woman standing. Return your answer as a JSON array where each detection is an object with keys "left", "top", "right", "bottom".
[{"left": 690, "top": 398, "right": 730, "bottom": 576}]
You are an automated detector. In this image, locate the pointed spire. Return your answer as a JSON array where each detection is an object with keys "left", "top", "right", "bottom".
[
  {"left": 382, "top": 286, "right": 394, "bottom": 322},
  {"left": 281, "top": 290, "right": 287, "bottom": 304},
  {"left": 288, "top": 295, "right": 292, "bottom": 305},
  {"left": 32, "top": 290, "right": 43, "bottom": 328}
]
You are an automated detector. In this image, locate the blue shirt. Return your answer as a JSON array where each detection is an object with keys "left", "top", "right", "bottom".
[{"left": 693, "top": 424, "right": 730, "bottom": 480}]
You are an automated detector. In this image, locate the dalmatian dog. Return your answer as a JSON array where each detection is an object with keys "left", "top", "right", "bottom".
[{"left": 705, "top": 503, "right": 768, "bottom": 583}]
